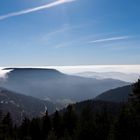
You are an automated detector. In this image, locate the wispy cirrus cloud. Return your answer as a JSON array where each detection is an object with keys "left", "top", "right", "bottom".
[
  {"left": 90, "top": 36, "right": 130, "bottom": 43},
  {"left": 0, "top": 0, "right": 75, "bottom": 21}
]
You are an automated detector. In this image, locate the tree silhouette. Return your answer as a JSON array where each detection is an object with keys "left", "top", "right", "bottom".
[
  {"left": 76, "top": 105, "right": 95, "bottom": 140},
  {"left": 42, "top": 111, "right": 52, "bottom": 140},
  {"left": 133, "top": 79, "right": 140, "bottom": 96},
  {"left": 1, "top": 113, "right": 14, "bottom": 139},
  {"left": 30, "top": 118, "right": 41, "bottom": 140},
  {"left": 63, "top": 105, "right": 78, "bottom": 136},
  {"left": 95, "top": 107, "right": 112, "bottom": 140},
  {"left": 19, "top": 117, "right": 31, "bottom": 140},
  {"left": 52, "top": 110, "right": 63, "bottom": 138}
]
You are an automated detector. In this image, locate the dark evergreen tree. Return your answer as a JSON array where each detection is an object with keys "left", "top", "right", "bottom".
[
  {"left": 63, "top": 105, "right": 78, "bottom": 136},
  {"left": 130, "top": 79, "right": 140, "bottom": 112},
  {"left": 19, "top": 117, "right": 31, "bottom": 140},
  {"left": 113, "top": 79, "right": 140, "bottom": 140},
  {"left": 132, "top": 78, "right": 140, "bottom": 101},
  {"left": 114, "top": 106, "right": 130, "bottom": 140},
  {"left": 30, "top": 118, "right": 41, "bottom": 140},
  {"left": 95, "top": 107, "right": 113, "bottom": 140},
  {"left": 52, "top": 110, "right": 63, "bottom": 138},
  {"left": 41, "top": 111, "right": 52, "bottom": 140},
  {"left": 0, "top": 112, "right": 14, "bottom": 140},
  {"left": 0, "top": 109, "right": 2, "bottom": 122},
  {"left": 76, "top": 105, "right": 96, "bottom": 140}
]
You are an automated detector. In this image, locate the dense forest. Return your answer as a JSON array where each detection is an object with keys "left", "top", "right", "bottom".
[{"left": 0, "top": 79, "right": 140, "bottom": 140}]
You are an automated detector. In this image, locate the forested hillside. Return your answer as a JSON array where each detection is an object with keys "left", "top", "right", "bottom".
[
  {"left": 95, "top": 85, "right": 132, "bottom": 102},
  {"left": 0, "top": 79, "right": 140, "bottom": 140},
  {"left": 0, "top": 87, "right": 55, "bottom": 124}
]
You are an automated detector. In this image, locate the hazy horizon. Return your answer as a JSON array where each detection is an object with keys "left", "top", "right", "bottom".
[{"left": 0, "top": 65, "right": 140, "bottom": 74}]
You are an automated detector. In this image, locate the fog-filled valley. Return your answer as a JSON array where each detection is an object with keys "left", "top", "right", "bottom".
[
  {"left": 0, "top": 68, "right": 130, "bottom": 104},
  {"left": 0, "top": 67, "right": 138, "bottom": 123}
]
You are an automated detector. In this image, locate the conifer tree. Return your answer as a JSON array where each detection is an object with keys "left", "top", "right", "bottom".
[
  {"left": 30, "top": 118, "right": 41, "bottom": 140},
  {"left": 63, "top": 105, "right": 78, "bottom": 135},
  {"left": 19, "top": 117, "right": 31, "bottom": 140},
  {"left": 52, "top": 110, "right": 63, "bottom": 138},
  {"left": 1, "top": 113, "right": 14, "bottom": 139},
  {"left": 76, "top": 105, "right": 95, "bottom": 140},
  {"left": 42, "top": 111, "right": 52, "bottom": 140}
]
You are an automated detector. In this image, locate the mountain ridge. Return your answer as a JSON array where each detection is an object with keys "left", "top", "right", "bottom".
[
  {"left": 75, "top": 71, "right": 139, "bottom": 82},
  {"left": 0, "top": 68, "right": 129, "bottom": 104},
  {"left": 95, "top": 85, "right": 132, "bottom": 102}
]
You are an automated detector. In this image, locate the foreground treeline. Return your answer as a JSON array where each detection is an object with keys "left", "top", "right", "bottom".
[{"left": 0, "top": 79, "right": 140, "bottom": 140}]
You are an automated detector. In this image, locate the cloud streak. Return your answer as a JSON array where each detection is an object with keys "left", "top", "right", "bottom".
[
  {"left": 90, "top": 36, "right": 130, "bottom": 43},
  {"left": 0, "top": 0, "right": 75, "bottom": 21}
]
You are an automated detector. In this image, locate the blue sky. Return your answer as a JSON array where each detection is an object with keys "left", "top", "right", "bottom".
[{"left": 0, "top": 0, "right": 140, "bottom": 66}]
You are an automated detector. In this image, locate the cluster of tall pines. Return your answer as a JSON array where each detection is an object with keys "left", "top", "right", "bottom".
[{"left": 0, "top": 79, "right": 140, "bottom": 140}]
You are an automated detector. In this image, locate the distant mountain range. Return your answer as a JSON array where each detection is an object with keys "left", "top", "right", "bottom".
[
  {"left": 0, "top": 68, "right": 129, "bottom": 104},
  {"left": 75, "top": 71, "right": 139, "bottom": 82},
  {"left": 95, "top": 85, "right": 132, "bottom": 103},
  {"left": 0, "top": 84, "right": 132, "bottom": 123},
  {"left": 0, "top": 87, "right": 55, "bottom": 124},
  {"left": 0, "top": 84, "right": 131, "bottom": 124}
]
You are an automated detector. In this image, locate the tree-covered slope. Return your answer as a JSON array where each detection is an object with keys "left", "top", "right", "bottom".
[
  {"left": 95, "top": 85, "right": 132, "bottom": 103},
  {"left": 0, "top": 87, "right": 55, "bottom": 124}
]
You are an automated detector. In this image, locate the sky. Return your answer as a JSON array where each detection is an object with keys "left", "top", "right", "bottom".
[{"left": 0, "top": 0, "right": 140, "bottom": 66}]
